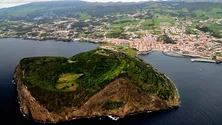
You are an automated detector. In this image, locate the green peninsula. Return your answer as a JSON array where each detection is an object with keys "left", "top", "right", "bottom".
[{"left": 14, "top": 48, "right": 180, "bottom": 123}]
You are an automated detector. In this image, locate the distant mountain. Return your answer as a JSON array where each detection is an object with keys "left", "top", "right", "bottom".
[
  {"left": 0, "top": 1, "right": 148, "bottom": 20},
  {"left": 0, "top": 1, "right": 221, "bottom": 21}
]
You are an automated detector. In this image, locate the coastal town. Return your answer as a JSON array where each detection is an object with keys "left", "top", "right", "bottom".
[
  {"left": 106, "top": 26, "right": 222, "bottom": 63},
  {"left": 0, "top": 3, "right": 222, "bottom": 63}
]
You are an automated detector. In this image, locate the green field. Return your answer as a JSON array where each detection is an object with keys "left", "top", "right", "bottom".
[
  {"left": 153, "top": 17, "right": 175, "bottom": 26},
  {"left": 56, "top": 73, "right": 83, "bottom": 91},
  {"left": 113, "top": 18, "right": 139, "bottom": 27},
  {"left": 74, "top": 12, "right": 91, "bottom": 20},
  {"left": 141, "top": 19, "right": 153, "bottom": 30},
  {"left": 106, "top": 27, "right": 123, "bottom": 38},
  {"left": 206, "top": 8, "right": 222, "bottom": 19}
]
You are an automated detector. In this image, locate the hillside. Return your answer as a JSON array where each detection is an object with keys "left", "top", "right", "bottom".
[
  {"left": 173, "top": 0, "right": 222, "bottom": 2},
  {"left": 1, "top": 1, "right": 222, "bottom": 21},
  {"left": 0, "top": 1, "right": 143, "bottom": 20},
  {"left": 13, "top": 48, "right": 180, "bottom": 123},
  {"left": 0, "top": 1, "right": 221, "bottom": 40}
]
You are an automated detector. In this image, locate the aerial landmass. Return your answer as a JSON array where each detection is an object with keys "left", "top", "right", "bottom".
[
  {"left": 4, "top": 0, "right": 222, "bottom": 123},
  {"left": 13, "top": 48, "right": 180, "bottom": 123}
]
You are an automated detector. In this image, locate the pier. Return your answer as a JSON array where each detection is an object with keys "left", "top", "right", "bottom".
[{"left": 191, "top": 58, "right": 217, "bottom": 63}]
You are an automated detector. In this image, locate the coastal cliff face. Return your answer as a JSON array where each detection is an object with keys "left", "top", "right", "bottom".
[
  {"left": 13, "top": 49, "right": 180, "bottom": 123},
  {"left": 14, "top": 64, "right": 65, "bottom": 122}
]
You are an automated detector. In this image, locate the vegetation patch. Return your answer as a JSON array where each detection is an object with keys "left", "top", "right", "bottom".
[
  {"left": 74, "top": 12, "right": 91, "bottom": 20},
  {"left": 113, "top": 18, "right": 138, "bottom": 27},
  {"left": 153, "top": 17, "right": 175, "bottom": 26},
  {"left": 106, "top": 27, "right": 124, "bottom": 38},
  {"left": 186, "top": 27, "right": 197, "bottom": 34},
  {"left": 56, "top": 73, "right": 83, "bottom": 91},
  {"left": 102, "top": 100, "right": 125, "bottom": 110},
  {"left": 158, "top": 35, "right": 175, "bottom": 44},
  {"left": 141, "top": 19, "right": 154, "bottom": 30}
]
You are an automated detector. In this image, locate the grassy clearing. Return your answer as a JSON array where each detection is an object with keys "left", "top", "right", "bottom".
[
  {"left": 121, "top": 47, "right": 137, "bottom": 57},
  {"left": 182, "top": 8, "right": 189, "bottom": 13},
  {"left": 206, "top": 8, "right": 222, "bottom": 19},
  {"left": 153, "top": 17, "right": 175, "bottom": 26},
  {"left": 141, "top": 19, "right": 153, "bottom": 30},
  {"left": 106, "top": 27, "right": 124, "bottom": 38},
  {"left": 113, "top": 19, "right": 139, "bottom": 27},
  {"left": 186, "top": 27, "right": 197, "bottom": 34},
  {"left": 208, "top": 24, "right": 222, "bottom": 31},
  {"left": 95, "top": 49, "right": 110, "bottom": 56},
  {"left": 194, "top": 9, "right": 204, "bottom": 17},
  {"left": 67, "top": 59, "right": 77, "bottom": 63},
  {"left": 152, "top": 30, "right": 162, "bottom": 35},
  {"left": 74, "top": 12, "right": 91, "bottom": 20},
  {"left": 56, "top": 73, "right": 83, "bottom": 91}
]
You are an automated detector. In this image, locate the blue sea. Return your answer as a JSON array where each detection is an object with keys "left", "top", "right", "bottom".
[{"left": 1, "top": 38, "right": 222, "bottom": 125}]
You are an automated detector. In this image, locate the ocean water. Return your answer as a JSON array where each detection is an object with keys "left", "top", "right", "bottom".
[{"left": 0, "top": 38, "right": 222, "bottom": 125}]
